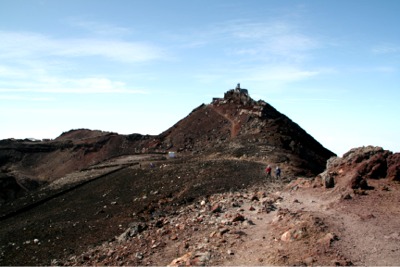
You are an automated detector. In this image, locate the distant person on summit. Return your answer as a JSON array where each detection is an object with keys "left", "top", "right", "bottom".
[{"left": 275, "top": 166, "right": 281, "bottom": 179}]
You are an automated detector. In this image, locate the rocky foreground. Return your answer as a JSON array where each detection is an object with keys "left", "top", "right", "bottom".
[
  {"left": 55, "top": 146, "right": 399, "bottom": 266},
  {"left": 1, "top": 146, "right": 399, "bottom": 266}
]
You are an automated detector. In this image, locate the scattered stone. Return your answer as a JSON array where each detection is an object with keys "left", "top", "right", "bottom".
[
  {"left": 382, "top": 185, "right": 390, "bottom": 191},
  {"left": 167, "top": 252, "right": 192, "bottom": 266},
  {"left": 281, "top": 230, "right": 292, "bottom": 242},
  {"left": 324, "top": 174, "right": 335, "bottom": 188},
  {"left": 281, "top": 229, "right": 305, "bottom": 242},
  {"left": 168, "top": 251, "right": 211, "bottom": 266},
  {"left": 251, "top": 195, "right": 259, "bottom": 201},
  {"left": 303, "top": 256, "right": 314, "bottom": 265},
  {"left": 350, "top": 174, "right": 369, "bottom": 190},
  {"left": 232, "top": 201, "right": 241, "bottom": 207},
  {"left": 354, "top": 189, "right": 368, "bottom": 195},
  {"left": 243, "top": 219, "right": 255, "bottom": 226},
  {"left": 232, "top": 213, "right": 245, "bottom": 222},
  {"left": 211, "top": 203, "right": 222, "bottom": 213},
  {"left": 331, "top": 259, "right": 353, "bottom": 266},
  {"left": 219, "top": 228, "right": 230, "bottom": 236},
  {"left": 155, "top": 219, "right": 164, "bottom": 228},
  {"left": 342, "top": 193, "right": 352, "bottom": 200},
  {"left": 191, "top": 252, "right": 211, "bottom": 266},
  {"left": 116, "top": 222, "right": 147, "bottom": 242},
  {"left": 227, "top": 249, "right": 234, "bottom": 255},
  {"left": 135, "top": 252, "right": 143, "bottom": 260},
  {"left": 317, "top": 232, "right": 337, "bottom": 248}
]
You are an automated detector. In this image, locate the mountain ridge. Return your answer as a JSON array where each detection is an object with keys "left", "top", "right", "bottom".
[{"left": 0, "top": 87, "right": 334, "bottom": 200}]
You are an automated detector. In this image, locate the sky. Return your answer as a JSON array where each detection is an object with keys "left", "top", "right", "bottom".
[{"left": 0, "top": 0, "right": 399, "bottom": 156}]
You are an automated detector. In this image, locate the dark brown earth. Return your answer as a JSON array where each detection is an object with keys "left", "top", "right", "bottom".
[{"left": 0, "top": 88, "right": 399, "bottom": 266}]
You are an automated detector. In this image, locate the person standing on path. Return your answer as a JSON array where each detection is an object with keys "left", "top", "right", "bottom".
[
  {"left": 265, "top": 165, "right": 272, "bottom": 179},
  {"left": 275, "top": 166, "right": 281, "bottom": 180}
]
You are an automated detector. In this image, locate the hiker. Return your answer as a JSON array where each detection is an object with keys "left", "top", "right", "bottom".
[
  {"left": 265, "top": 165, "right": 272, "bottom": 178},
  {"left": 275, "top": 166, "right": 281, "bottom": 179}
]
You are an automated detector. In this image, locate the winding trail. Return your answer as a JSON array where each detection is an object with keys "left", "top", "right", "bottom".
[{"left": 209, "top": 105, "right": 241, "bottom": 138}]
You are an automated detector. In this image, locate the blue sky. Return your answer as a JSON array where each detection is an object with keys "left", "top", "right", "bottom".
[{"left": 0, "top": 0, "right": 399, "bottom": 156}]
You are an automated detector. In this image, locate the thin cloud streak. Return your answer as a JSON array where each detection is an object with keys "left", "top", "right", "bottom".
[
  {"left": 216, "top": 20, "right": 319, "bottom": 60},
  {"left": 0, "top": 94, "right": 55, "bottom": 101},
  {"left": 0, "top": 30, "right": 166, "bottom": 63},
  {"left": 0, "top": 76, "right": 148, "bottom": 94},
  {"left": 372, "top": 43, "right": 400, "bottom": 54},
  {"left": 245, "top": 66, "right": 320, "bottom": 82},
  {"left": 66, "top": 18, "right": 134, "bottom": 36},
  {"left": 0, "top": 87, "right": 147, "bottom": 94}
]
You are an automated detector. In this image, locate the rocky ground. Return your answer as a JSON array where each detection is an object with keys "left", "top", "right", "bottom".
[
  {"left": 57, "top": 175, "right": 400, "bottom": 266},
  {"left": 1, "top": 146, "right": 399, "bottom": 266}
]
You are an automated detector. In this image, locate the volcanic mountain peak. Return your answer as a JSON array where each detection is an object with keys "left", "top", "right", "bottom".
[
  {"left": 0, "top": 86, "right": 334, "bottom": 206},
  {"left": 158, "top": 86, "right": 334, "bottom": 174}
]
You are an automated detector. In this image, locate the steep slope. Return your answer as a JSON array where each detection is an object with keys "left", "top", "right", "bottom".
[{"left": 158, "top": 88, "right": 335, "bottom": 176}]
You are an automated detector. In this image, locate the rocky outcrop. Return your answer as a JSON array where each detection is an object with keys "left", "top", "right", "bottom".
[
  {"left": 318, "top": 146, "right": 399, "bottom": 191},
  {"left": 387, "top": 153, "right": 400, "bottom": 181}
]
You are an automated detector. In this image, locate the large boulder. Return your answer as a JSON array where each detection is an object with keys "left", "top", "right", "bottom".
[
  {"left": 355, "top": 150, "right": 391, "bottom": 179},
  {"left": 317, "top": 146, "right": 396, "bottom": 192},
  {"left": 387, "top": 153, "right": 400, "bottom": 181}
]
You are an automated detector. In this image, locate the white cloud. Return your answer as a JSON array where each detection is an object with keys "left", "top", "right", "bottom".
[
  {"left": 0, "top": 29, "right": 162, "bottom": 95},
  {"left": 243, "top": 66, "right": 320, "bottom": 86},
  {"left": 0, "top": 65, "right": 27, "bottom": 78},
  {"left": 225, "top": 21, "right": 291, "bottom": 40},
  {"left": 0, "top": 94, "right": 54, "bottom": 101},
  {"left": 217, "top": 20, "right": 319, "bottom": 61},
  {"left": 66, "top": 18, "right": 133, "bottom": 36},
  {"left": 0, "top": 76, "right": 147, "bottom": 94},
  {"left": 53, "top": 38, "right": 164, "bottom": 62},
  {"left": 0, "top": 30, "right": 166, "bottom": 63},
  {"left": 185, "top": 19, "right": 323, "bottom": 87}
]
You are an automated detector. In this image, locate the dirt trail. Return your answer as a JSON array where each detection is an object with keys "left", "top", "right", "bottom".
[
  {"left": 209, "top": 105, "right": 240, "bottom": 138},
  {"left": 219, "top": 179, "right": 400, "bottom": 266}
]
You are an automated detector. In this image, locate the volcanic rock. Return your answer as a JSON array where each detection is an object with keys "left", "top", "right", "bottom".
[{"left": 387, "top": 153, "right": 400, "bottom": 181}]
